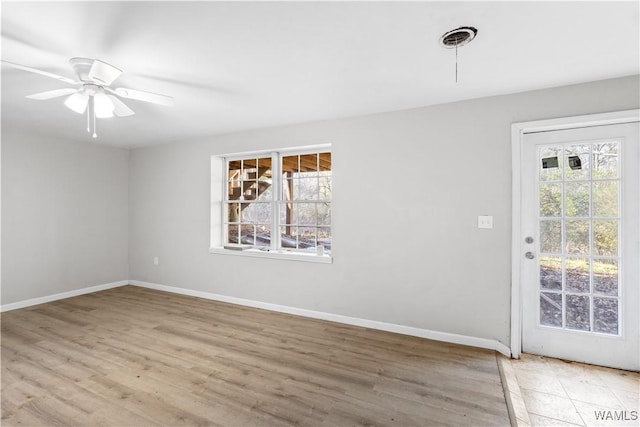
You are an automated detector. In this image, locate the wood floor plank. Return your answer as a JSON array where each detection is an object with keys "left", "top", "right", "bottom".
[{"left": 1, "top": 285, "right": 510, "bottom": 426}]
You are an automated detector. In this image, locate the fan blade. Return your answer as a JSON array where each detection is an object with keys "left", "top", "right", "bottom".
[
  {"left": 88, "top": 59, "right": 122, "bottom": 86},
  {"left": 112, "top": 87, "right": 174, "bottom": 107},
  {"left": 107, "top": 95, "right": 135, "bottom": 117},
  {"left": 1, "top": 60, "right": 78, "bottom": 84},
  {"left": 26, "top": 88, "right": 78, "bottom": 100}
]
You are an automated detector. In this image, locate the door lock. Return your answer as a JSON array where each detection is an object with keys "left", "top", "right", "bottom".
[
  {"left": 525, "top": 252, "right": 535, "bottom": 260},
  {"left": 525, "top": 236, "right": 534, "bottom": 244}
]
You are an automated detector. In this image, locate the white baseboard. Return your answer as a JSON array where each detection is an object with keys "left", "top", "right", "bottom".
[
  {"left": 0, "top": 280, "right": 129, "bottom": 312},
  {"left": 1, "top": 278, "right": 512, "bottom": 357},
  {"left": 130, "top": 280, "right": 512, "bottom": 357}
]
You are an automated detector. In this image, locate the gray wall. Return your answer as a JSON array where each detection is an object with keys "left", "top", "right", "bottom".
[
  {"left": 1, "top": 76, "right": 637, "bottom": 346},
  {"left": 128, "top": 76, "right": 639, "bottom": 347},
  {"left": 1, "top": 130, "right": 129, "bottom": 304}
]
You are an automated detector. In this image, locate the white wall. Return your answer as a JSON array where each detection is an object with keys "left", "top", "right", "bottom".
[
  {"left": 1, "top": 130, "right": 129, "bottom": 304},
  {"left": 129, "top": 76, "right": 639, "bottom": 348}
]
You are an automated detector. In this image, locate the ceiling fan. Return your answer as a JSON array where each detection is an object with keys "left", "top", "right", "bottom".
[{"left": 2, "top": 57, "right": 174, "bottom": 138}]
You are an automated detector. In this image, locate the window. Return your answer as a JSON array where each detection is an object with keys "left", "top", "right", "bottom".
[
  {"left": 226, "top": 156, "right": 274, "bottom": 248},
  {"left": 212, "top": 147, "right": 332, "bottom": 262}
]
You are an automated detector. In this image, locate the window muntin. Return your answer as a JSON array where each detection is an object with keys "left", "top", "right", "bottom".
[{"left": 223, "top": 150, "right": 331, "bottom": 253}]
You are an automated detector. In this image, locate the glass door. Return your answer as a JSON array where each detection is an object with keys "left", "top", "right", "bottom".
[{"left": 521, "top": 122, "right": 639, "bottom": 370}]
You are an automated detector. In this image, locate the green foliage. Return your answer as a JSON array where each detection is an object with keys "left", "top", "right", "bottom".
[
  {"left": 539, "top": 255, "right": 618, "bottom": 276},
  {"left": 538, "top": 146, "right": 618, "bottom": 256}
]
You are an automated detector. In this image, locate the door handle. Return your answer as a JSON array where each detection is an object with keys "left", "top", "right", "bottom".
[{"left": 525, "top": 252, "right": 535, "bottom": 260}]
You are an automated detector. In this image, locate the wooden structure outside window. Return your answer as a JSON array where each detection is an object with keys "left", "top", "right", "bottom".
[{"left": 225, "top": 150, "right": 331, "bottom": 251}]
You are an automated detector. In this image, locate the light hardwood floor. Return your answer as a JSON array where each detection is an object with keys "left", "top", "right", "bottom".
[{"left": 1, "top": 286, "right": 510, "bottom": 426}]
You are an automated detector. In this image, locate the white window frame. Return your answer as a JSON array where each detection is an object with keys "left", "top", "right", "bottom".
[{"left": 210, "top": 144, "right": 332, "bottom": 264}]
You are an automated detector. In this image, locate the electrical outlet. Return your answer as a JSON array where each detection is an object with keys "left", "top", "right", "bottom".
[
  {"left": 153, "top": 257, "right": 159, "bottom": 265},
  {"left": 478, "top": 215, "right": 493, "bottom": 229}
]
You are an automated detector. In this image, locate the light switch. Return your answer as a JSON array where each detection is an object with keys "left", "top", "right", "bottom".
[{"left": 478, "top": 215, "right": 493, "bottom": 229}]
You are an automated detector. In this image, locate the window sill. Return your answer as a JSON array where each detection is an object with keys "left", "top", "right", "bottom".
[{"left": 209, "top": 247, "right": 333, "bottom": 264}]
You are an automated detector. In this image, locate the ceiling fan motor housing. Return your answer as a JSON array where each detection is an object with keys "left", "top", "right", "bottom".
[{"left": 69, "top": 57, "right": 95, "bottom": 82}]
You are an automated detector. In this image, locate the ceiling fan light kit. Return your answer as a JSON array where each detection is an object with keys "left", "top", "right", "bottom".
[
  {"left": 94, "top": 91, "right": 115, "bottom": 119},
  {"left": 63, "top": 92, "right": 88, "bottom": 114},
  {"left": 1, "top": 57, "right": 173, "bottom": 139}
]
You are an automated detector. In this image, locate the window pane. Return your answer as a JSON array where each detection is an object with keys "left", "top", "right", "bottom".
[
  {"left": 241, "top": 158, "right": 257, "bottom": 180},
  {"left": 317, "top": 203, "right": 331, "bottom": 226},
  {"left": 228, "top": 180, "right": 241, "bottom": 200},
  {"left": 539, "top": 146, "right": 563, "bottom": 181},
  {"left": 226, "top": 202, "right": 240, "bottom": 223},
  {"left": 593, "top": 297, "right": 618, "bottom": 334},
  {"left": 592, "top": 142, "right": 618, "bottom": 179},
  {"left": 257, "top": 157, "right": 271, "bottom": 172},
  {"left": 240, "top": 225, "right": 256, "bottom": 246},
  {"left": 319, "top": 152, "right": 331, "bottom": 171},
  {"left": 565, "top": 182, "right": 589, "bottom": 217},
  {"left": 241, "top": 202, "right": 271, "bottom": 224},
  {"left": 566, "top": 258, "right": 590, "bottom": 293},
  {"left": 299, "top": 154, "right": 318, "bottom": 174},
  {"left": 319, "top": 174, "right": 331, "bottom": 200},
  {"left": 593, "top": 181, "right": 618, "bottom": 217},
  {"left": 540, "top": 256, "right": 562, "bottom": 291},
  {"left": 227, "top": 224, "right": 239, "bottom": 244},
  {"left": 540, "top": 292, "right": 562, "bottom": 327},
  {"left": 540, "top": 220, "right": 562, "bottom": 253},
  {"left": 257, "top": 179, "right": 273, "bottom": 201},
  {"left": 564, "top": 145, "right": 590, "bottom": 181},
  {"left": 282, "top": 155, "right": 299, "bottom": 174},
  {"left": 566, "top": 220, "right": 589, "bottom": 255},
  {"left": 243, "top": 181, "right": 257, "bottom": 200},
  {"left": 293, "top": 177, "right": 318, "bottom": 200},
  {"left": 297, "top": 203, "right": 317, "bottom": 226},
  {"left": 282, "top": 177, "right": 294, "bottom": 202},
  {"left": 539, "top": 183, "right": 562, "bottom": 217},
  {"left": 280, "top": 226, "right": 297, "bottom": 249},
  {"left": 593, "top": 259, "right": 618, "bottom": 296},
  {"left": 566, "top": 294, "right": 590, "bottom": 331},
  {"left": 297, "top": 226, "right": 318, "bottom": 248},
  {"left": 228, "top": 160, "right": 241, "bottom": 180},
  {"left": 317, "top": 227, "right": 331, "bottom": 251},
  {"left": 593, "top": 220, "right": 618, "bottom": 256}
]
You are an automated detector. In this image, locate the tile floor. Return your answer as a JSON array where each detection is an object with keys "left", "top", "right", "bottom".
[{"left": 504, "top": 353, "right": 639, "bottom": 427}]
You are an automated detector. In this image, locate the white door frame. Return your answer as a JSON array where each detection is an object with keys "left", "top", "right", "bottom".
[{"left": 510, "top": 109, "right": 640, "bottom": 359}]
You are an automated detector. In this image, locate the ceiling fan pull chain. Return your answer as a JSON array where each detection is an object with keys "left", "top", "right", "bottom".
[
  {"left": 93, "top": 101, "right": 97, "bottom": 139},
  {"left": 455, "top": 41, "right": 458, "bottom": 83},
  {"left": 86, "top": 95, "right": 97, "bottom": 138}
]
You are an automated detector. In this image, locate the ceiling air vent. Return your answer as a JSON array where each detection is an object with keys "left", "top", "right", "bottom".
[
  {"left": 439, "top": 26, "right": 478, "bottom": 82},
  {"left": 439, "top": 27, "right": 478, "bottom": 48}
]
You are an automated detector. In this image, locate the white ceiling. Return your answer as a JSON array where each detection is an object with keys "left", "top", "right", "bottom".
[{"left": 2, "top": 1, "right": 638, "bottom": 148}]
